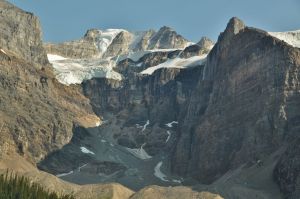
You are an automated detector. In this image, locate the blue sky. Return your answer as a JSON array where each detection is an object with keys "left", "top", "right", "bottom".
[{"left": 7, "top": 0, "right": 300, "bottom": 43}]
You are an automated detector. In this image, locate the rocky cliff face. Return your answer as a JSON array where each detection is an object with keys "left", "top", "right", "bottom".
[
  {"left": 172, "top": 17, "right": 300, "bottom": 189},
  {"left": 274, "top": 138, "right": 300, "bottom": 199},
  {"left": 0, "top": 0, "right": 99, "bottom": 163},
  {"left": 3, "top": 0, "right": 300, "bottom": 197},
  {"left": 44, "top": 40, "right": 99, "bottom": 59},
  {"left": 82, "top": 64, "right": 203, "bottom": 153},
  {"left": 133, "top": 30, "right": 156, "bottom": 51},
  {"left": 147, "top": 26, "right": 191, "bottom": 50},
  {"left": 180, "top": 37, "right": 214, "bottom": 58},
  {"left": 104, "top": 31, "right": 133, "bottom": 58},
  {"left": 0, "top": 1, "right": 49, "bottom": 67}
]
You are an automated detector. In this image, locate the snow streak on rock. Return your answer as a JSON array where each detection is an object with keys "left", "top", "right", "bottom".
[
  {"left": 80, "top": 147, "right": 95, "bottom": 155},
  {"left": 154, "top": 161, "right": 168, "bottom": 182},
  {"left": 141, "top": 55, "right": 207, "bottom": 75},
  {"left": 142, "top": 120, "right": 150, "bottom": 132},
  {"left": 125, "top": 143, "right": 152, "bottom": 160},
  {"left": 166, "top": 131, "right": 171, "bottom": 143},
  {"left": 165, "top": 121, "right": 178, "bottom": 128},
  {"left": 56, "top": 171, "right": 74, "bottom": 177}
]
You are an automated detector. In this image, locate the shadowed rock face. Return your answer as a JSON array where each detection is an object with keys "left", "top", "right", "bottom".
[
  {"left": 180, "top": 37, "right": 214, "bottom": 59},
  {"left": 0, "top": 1, "right": 49, "bottom": 67},
  {"left": 172, "top": 17, "right": 300, "bottom": 188},
  {"left": 82, "top": 66, "right": 203, "bottom": 150},
  {"left": 274, "top": 138, "right": 300, "bottom": 199}
]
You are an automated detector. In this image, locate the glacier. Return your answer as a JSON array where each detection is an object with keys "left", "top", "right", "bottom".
[
  {"left": 46, "top": 28, "right": 206, "bottom": 85},
  {"left": 47, "top": 54, "right": 122, "bottom": 85},
  {"left": 269, "top": 30, "right": 300, "bottom": 48}
]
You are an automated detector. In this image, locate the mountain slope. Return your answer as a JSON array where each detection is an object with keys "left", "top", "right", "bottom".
[
  {"left": 0, "top": 1, "right": 48, "bottom": 67},
  {"left": 1, "top": 0, "right": 300, "bottom": 198},
  {"left": 171, "top": 17, "right": 300, "bottom": 197},
  {"left": 40, "top": 15, "right": 300, "bottom": 199},
  {"left": 0, "top": 0, "right": 100, "bottom": 163}
]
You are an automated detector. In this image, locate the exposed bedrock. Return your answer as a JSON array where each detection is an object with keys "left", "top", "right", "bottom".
[{"left": 172, "top": 17, "right": 300, "bottom": 187}]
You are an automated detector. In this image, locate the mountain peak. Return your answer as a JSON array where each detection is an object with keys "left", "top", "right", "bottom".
[
  {"left": 84, "top": 29, "right": 101, "bottom": 41},
  {"left": 226, "top": 17, "right": 245, "bottom": 35},
  {"left": 215, "top": 17, "right": 245, "bottom": 48},
  {"left": 158, "top": 26, "right": 174, "bottom": 32},
  {"left": 197, "top": 37, "right": 214, "bottom": 49}
]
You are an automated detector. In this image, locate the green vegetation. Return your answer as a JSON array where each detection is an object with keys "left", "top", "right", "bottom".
[{"left": 0, "top": 172, "right": 75, "bottom": 199}]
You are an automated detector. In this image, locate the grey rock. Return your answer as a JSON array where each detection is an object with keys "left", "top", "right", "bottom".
[
  {"left": 81, "top": 65, "right": 203, "bottom": 156},
  {"left": 103, "top": 31, "right": 133, "bottom": 58},
  {"left": 148, "top": 26, "right": 190, "bottom": 49},
  {"left": 0, "top": 0, "right": 49, "bottom": 67},
  {"left": 0, "top": 0, "right": 97, "bottom": 163},
  {"left": 172, "top": 17, "right": 300, "bottom": 188},
  {"left": 179, "top": 37, "right": 214, "bottom": 59},
  {"left": 44, "top": 35, "right": 99, "bottom": 59},
  {"left": 133, "top": 30, "right": 156, "bottom": 51},
  {"left": 197, "top": 37, "right": 214, "bottom": 50},
  {"left": 274, "top": 139, "right": 300, "bottom": 199}
]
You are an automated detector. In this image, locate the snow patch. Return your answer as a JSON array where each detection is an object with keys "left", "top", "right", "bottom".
[
  {"left": 165, "top": 121, "right": 178, "bottom": 128},
  {"left": 78, "top": 163, "right": 88, "bottom": 172},
  {"left": 136, "top": 124, "right": 143, "bottom": 128},
  {"left": 154, "top": 161, "right": 182, "bottom": 183},
  {"left": 101, "top": 139, "right": 107, "bottom": 143},
  {"left": 125, "top": 143, "right": 152, "bottom": 159},
  {"left": 154, "top": 161, "right": 168, "bottom": 182},
  {"left": 166, "top": 131, "right": 171, "bottom": 143},
  {"left": 47, "top": 54, "right": 67, "bottom": 61},
  {"left": 268, "top": 30, "right": 300, "bottom": 48},
  {"left": 80, "top": 147, "right": 95, "bottom": 155},
  {"left": 172, "top": 179, "right": 182, "bottom": 183},
  {"left": 141, "top": 55, "right": 207, "bottom": 75},
  {"left": 56, "top": 171, "right": 74, "bottom": 177},
  {"left": 142, "top": 120, "right": 150, "bottom": 132}
]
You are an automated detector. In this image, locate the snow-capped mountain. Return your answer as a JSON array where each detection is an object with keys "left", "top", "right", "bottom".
[
  {"left": 2, "top": 0, "right": 300, "bottom": 197},
  {"left": 46, "top": 27, "right": 212, "bottom": 85},
  {"left": 46, "top": 25, "right": 300, "bottom": 88}
]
